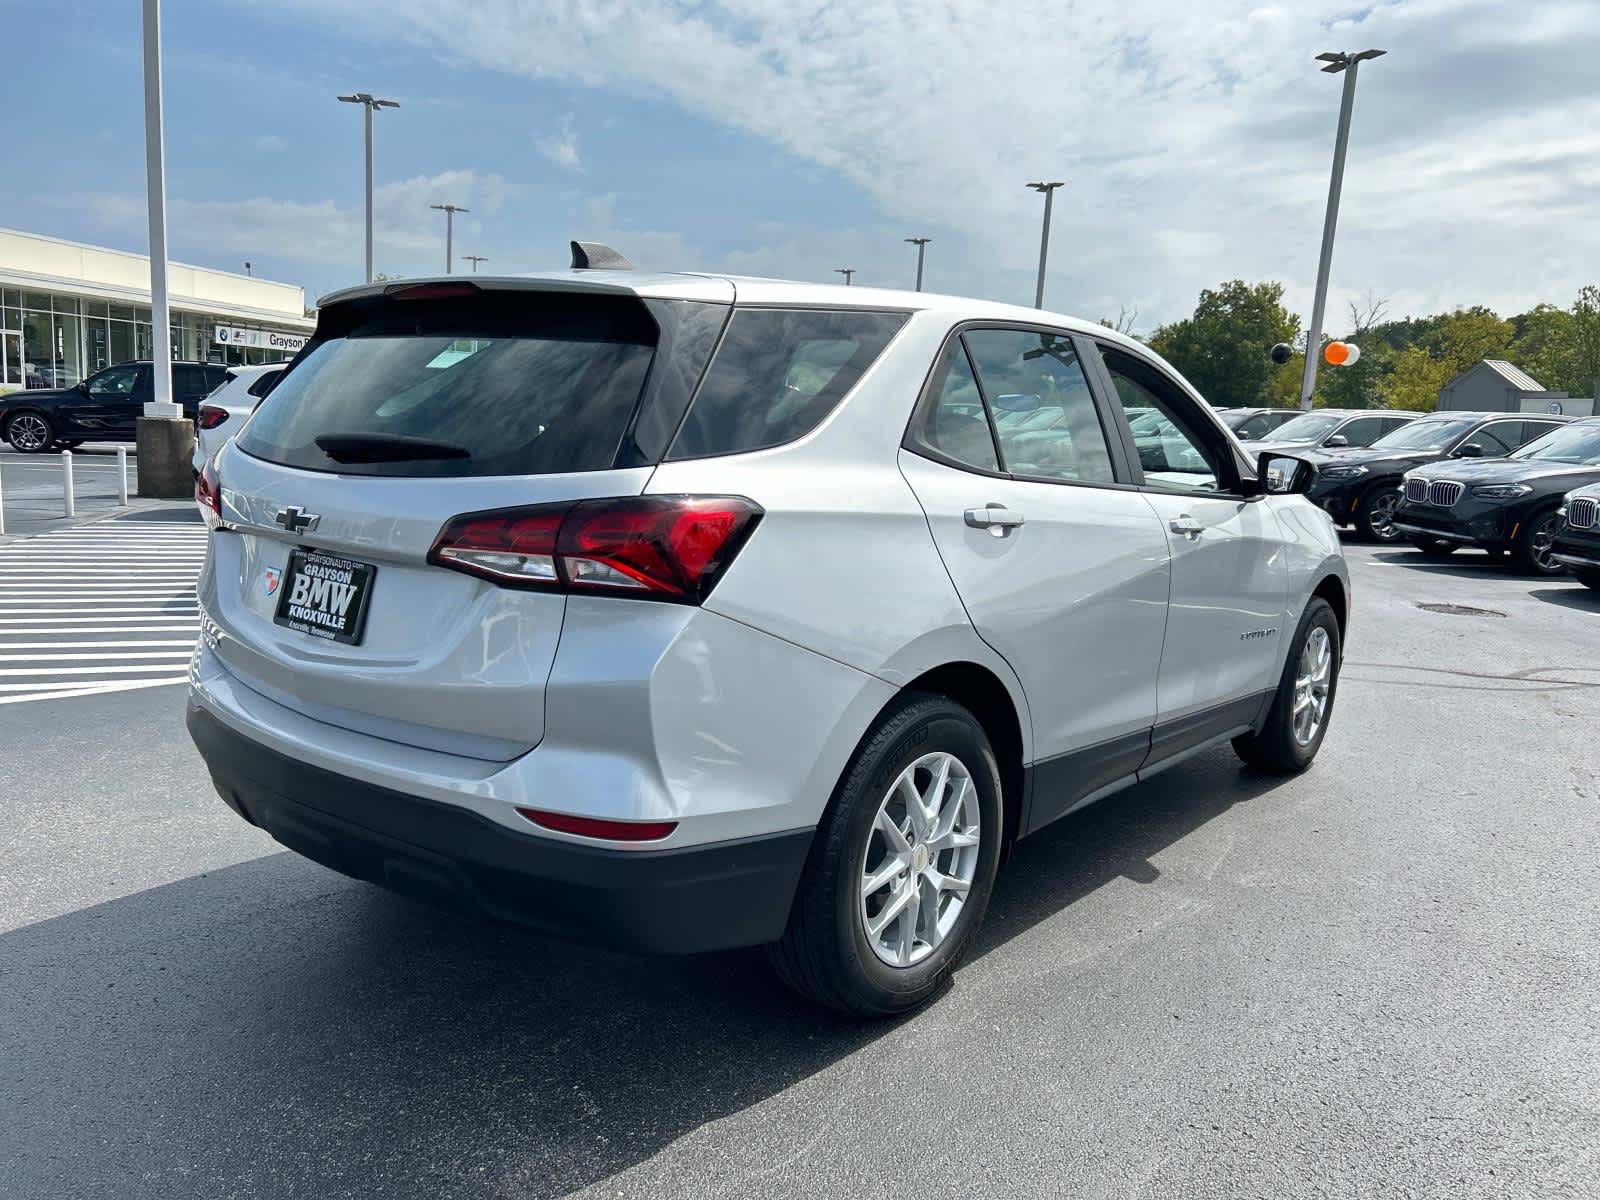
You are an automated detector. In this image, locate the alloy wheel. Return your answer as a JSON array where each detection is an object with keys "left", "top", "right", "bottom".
[
  {"left": 1529, "top": 514, "right": 1560, "bottom": 573},
  {"left": 7, "top": 413, "right": 50, "bottom": 452},
  {"left": 1366, "top": 489, "right": 1400, "bottom": 540},
  {"left": 858, "top": 751, "right": 981, "bottom": 967},
  {"left": 1291, "top": 626, "right": 1333, "bottom": 746}
]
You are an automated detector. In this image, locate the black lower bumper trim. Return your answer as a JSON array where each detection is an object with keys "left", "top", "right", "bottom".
[{"left": 187, "top": 705, "right": 813, "bottom": 954}]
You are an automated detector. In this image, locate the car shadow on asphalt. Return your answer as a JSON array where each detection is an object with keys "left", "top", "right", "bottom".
[
  {"left": 1527, "top": 585, "right": 1600, "bottom": 612},
  {"left": 1367, "top": 548, "right": 1532, "bottom": 579},
  {"left": 1, "top": 747, "right": 1288, "bottom": 1199}
]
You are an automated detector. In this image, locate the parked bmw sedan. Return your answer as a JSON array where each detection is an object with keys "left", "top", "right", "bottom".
[
  {"left": 1551, "top": 482, "right": 1600, "bottom": 591},
  {"left": 1393, "top": 417, "right": 1600, "bottom": 572},
  {"left": 0, "top": 359, "right": 229, "bottom": 452},
  {"left": 187, "top": 264, "right": 1349, "bottom": 1016},
  {"left": 1303, "top": 411, "right": 1571, "bottom": 542},
  {"left": 1241, "top": 407, "right": 1417, "bottom": 458}
]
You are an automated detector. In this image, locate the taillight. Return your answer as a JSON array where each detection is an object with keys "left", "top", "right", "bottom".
[
  {"left": 515, "top": 807, "right": 677, "bottom": 842},
  {"left": 197, "top": 404, "right": 229, "bottom": 430},
  {"left": 428, "top": 496, "right": 761, "bottom": 603},
  {"left": 196, "top": 462, "right": 222, "bottom": 528}
]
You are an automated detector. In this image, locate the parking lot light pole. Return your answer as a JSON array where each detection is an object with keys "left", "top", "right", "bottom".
[
  {"left": 1298, "top": 49, "right": 1385, "bottom": 410},
  {"left": 905, "top": 238, "right": 930, "bottom": 291},
  {"left": 463, "top": 255, "right": 488, "bottom": 273},
  {"left": 430, "top": 204, "right": 468, "bottom": 274},
  {"left": 835, "top": 268, "right": 855, "bottom": 286},
  {"left": 1026, "top": 181, "right": 1064, "bottom": 309},
  {"left": 337, "top": 93, "right": 399, "bottom": 283}
]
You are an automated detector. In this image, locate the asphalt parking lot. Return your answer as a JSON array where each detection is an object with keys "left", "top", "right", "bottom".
[
  {"left": 0, "top": 443, "right": 143, "bottom": 537},
  {"left": 3, "top": 537, "right": 1597, "bottom": 1199}
]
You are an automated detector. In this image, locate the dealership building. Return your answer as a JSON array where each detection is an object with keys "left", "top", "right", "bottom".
[{"left": 0, "top": 227, "right": 316, "bottom": 392}]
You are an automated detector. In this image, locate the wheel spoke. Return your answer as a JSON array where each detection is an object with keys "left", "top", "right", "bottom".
[
  {"left": 862, "top": 854, "right": 906, "bottom": 898},
  {"left": 898, "top": 773, "right": 931, "bottom": 840},
  {"left": 924, "top": 866, "right": 971, "bottom": 897},
  {"left": 868, "top": 880, "right": 915, "bottom": 939},
  {"left": 876, "top": 806, "right": 912, "bottom": 856},
  {"left": 927, "top": 827, "right": 979, "bottom": 853},
  {"left": 897, "top": 886, "right": 921, "bottom": 965},
  {"left": 932, "top": 772, "right": 969, "bottom": 840}
]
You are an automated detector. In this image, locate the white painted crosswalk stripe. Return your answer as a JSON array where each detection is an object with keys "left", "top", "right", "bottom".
[{"left": 0, "top": 520, "right": 208, "bottom": 704}]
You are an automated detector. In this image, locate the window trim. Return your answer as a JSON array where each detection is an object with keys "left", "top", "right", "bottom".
[
  {"left": 1462, "top": 419, "right": 1528, "bottom": 457},
  {"left": 1085, "top": 339, "right": 1257, "bottom": 499},
  {"left": 900, "top": 320, "right": 1140, "bottom": 490}
]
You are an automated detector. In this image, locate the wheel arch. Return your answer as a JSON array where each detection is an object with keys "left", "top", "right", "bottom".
[{"left": 1311, "top": 573, "right": 1348, "bottom": 646}]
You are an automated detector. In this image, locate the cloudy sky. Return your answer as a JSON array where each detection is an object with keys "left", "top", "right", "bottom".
[{"left": 2, "top": 0, "right": 1595, "bottom": 330}]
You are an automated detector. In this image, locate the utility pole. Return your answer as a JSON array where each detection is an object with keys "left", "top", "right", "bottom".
[
  {"left": 905, "top": 237, "right": 930, "bottom": 291},
  {"left": 337, "top": 93, "right": 399, "bottom": 283},
  {"left": 463, "top": 255, "right": 488, "bottom": 273},
  {"left": 1026, "top": 181, "right": 1064, "bottom": 309},
  {"left": 430, "top": 203, "right": 469, "bottom": 274},
  {"left": 1298, "top": 49, "right": 1385, "bottom": 410},
  {"left": 141, "top": 0, "right": 174, "bottom": 420},
  {"left": 835, "top": 268, "right": 855, "bottom": 286}
]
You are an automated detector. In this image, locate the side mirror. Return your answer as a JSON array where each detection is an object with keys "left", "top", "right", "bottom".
[
  {"left": 1324, "top": 434, "right": 1349, "bottom": 448},
  {"left": 1456, "top": 442, "right": 1484, "bottom": 458},
  {"left": 1256, "top": 453, "right": 1315, "bottom": 496}
]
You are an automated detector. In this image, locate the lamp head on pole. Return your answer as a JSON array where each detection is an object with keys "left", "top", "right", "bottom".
[{"left": 1316, "top": 49, "right": 1386, "bottom": 73}]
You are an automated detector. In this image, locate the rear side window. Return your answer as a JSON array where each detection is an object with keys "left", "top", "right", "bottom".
[
  {"left": 667, "top": 309, "right": 906, "bottom": 460},
  {"left": 237, "top": 294, "right": 658, "bottom": 477},
  {"left": 246, "top": 369, "right": 282, "bottom": 399}
]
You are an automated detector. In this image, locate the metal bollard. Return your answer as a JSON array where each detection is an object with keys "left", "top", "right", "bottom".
[
  {"left": 117, "top": 446, "right": 129, "bottom": 505},
  {"left": 62, "top": 449, "right": 75, "bottom": 518}
]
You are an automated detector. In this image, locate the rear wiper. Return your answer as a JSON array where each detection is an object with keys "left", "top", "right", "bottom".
[{"left": 314, "top": 433, "right": 471, "bottom": 463}]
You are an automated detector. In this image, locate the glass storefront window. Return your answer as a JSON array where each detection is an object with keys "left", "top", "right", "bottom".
[{"left": 109, "top": 319, "right": 135, "bottom": 366}]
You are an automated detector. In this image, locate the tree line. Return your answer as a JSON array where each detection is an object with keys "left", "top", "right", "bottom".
[{"left": 1128, "top": 280, "right": 1600, "bottom": 411}]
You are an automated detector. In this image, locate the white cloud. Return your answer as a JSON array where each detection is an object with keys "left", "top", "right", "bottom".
[
  {"left": 255, "top": 134, "right": 287, "bottom": 152},
  {"left": 170, "top": 1, "right": 1600, "bottom": 322},
  {"left": 70, "top": 169, "right": 516, "bottom": 291},
  {"left": 535, "top": 118, "right": 582, "bottom": 171}
]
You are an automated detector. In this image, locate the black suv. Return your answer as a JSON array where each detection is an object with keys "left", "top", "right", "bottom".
[
  {"left": 1302, "top": 411, "right": 1570, "bottom": 542},
  {"left": 1551, "top": 483, "right": 1600, "bottom": 590},
  {"left": 1394, "top": 417, "right": 1600, "bottom": 573},
  {"left": 0, "top": 360, "right": 228, "bottom": 452}
]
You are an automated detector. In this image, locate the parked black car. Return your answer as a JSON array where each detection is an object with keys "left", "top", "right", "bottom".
[
  {"left": 1302, "top": 411, "right": 1571, "bottom": 542},
  {"left": 1241, "top": 407, "right": 1418, "bottom": 457},
  {"left": 0, "top": 360, "right": 228, "bottom": 452},
  {"left": 1393, "top": 418, "right": 1600, "bottom": 573},
  {"left": 1216, "top": 407, "right": 1302, "bottom": 440},
  {"left": 1551, "top": 482, "right": 1600, "bottom": 590}
]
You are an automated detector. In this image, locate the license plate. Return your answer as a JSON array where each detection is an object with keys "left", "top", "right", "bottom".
[{"left": 272, "top": 549, "right": 376, "bottom": 645}]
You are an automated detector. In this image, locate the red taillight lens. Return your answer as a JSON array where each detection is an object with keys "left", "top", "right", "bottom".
[
  {"left": 515, "top": 807, "right": 678, "bottom": 842},
  {"left": 196, "top": 462, "right": 222, "bottom": 527},
  {"left": 385, "top": 282, "right": 480, "bottom": 301},
  {"left": 197, "top": 404, "right": 229, "bottom": 430},
  {"left": 428, "top": 496, "right": 761, "bottom": 603}
]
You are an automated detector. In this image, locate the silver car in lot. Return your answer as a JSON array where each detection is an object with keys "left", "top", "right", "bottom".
[
  {"left": 188, "top": 264, "right": 1350, "bottom": 1014},
  {"left": 191, "top": 363, "right": 287, "bottom": 475}
]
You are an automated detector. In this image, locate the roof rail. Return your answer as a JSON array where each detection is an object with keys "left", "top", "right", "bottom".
[{"left": 570, "top": 241, "right": 634, "bottom": 270}]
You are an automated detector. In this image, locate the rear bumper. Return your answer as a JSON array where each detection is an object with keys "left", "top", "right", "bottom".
[{"left": 188, "top": 704, "right": 813, "bottom": 954}]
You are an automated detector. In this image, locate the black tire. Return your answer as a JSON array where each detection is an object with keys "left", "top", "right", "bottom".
[
  {"left": 1406, "top": 535, "right": 1457, "bottom": 558},
  {"left": 1513, "top": 508, "right": 1564, "bottom": 576},
  {"left": 4, "top": 410, "right": 55, "bottom": 453},
  {"left": 1576, "top": 569, "right": 1600, "bottom": 592},
  {"left": 768, "top": 693, "right": 1004, "bottom": 1016},
  {"left": 57, "top": 439, "right": 84, "bottom": 449},
  {"left": 1355, "top": 484, "right": 1403, "bottom": 542},
  {"left": 1232, "top": 597, "right": 1341, "bottom": 774}
]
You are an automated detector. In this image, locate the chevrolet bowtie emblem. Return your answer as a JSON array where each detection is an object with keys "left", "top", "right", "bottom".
[{"left": 273, "top": 506, "right": 320, "bottom": 535}]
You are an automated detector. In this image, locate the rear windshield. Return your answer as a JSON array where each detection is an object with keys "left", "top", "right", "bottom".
[
  {"left": 237, "top": 294, "right": 658, "bottom": 477},
  {"left": 667, "top": 308, "right": 907, "bottom": 460}
]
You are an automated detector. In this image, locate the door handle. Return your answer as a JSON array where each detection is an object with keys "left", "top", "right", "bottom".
[
  {"left": 964, "top": 504, "right": 1025, "bottom": 536},
  {"left": 1169, "top": 515, "right": 1205, "bottom": 538}
]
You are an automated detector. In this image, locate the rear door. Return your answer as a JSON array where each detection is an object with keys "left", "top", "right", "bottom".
[
  {"left": 900, "top": 326, "right": 1170, "bottom": 823},
  {"left": 1092, "top": 344, "right": 1289, "bottom": 746},
  {"left": 203, "top": 285, "right": 729, "bottom": 761}
]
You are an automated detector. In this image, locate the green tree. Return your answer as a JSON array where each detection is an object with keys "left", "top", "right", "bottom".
[
  {"left": 1378, "top": 307, "right": 1514, "bottom": 411},
  {"left": 1149, "top": 280, "right": 1300, "bottom": 408},
  {"left": 1512, "top": 286, "right": 1600, "bottom": 397}
]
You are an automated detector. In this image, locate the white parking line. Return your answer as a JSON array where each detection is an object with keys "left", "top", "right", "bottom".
[
  {"left": 0, "top": 640, "right": 196, "bottom": 650},
  {"left": 0, "top": 677, "right": 188, "bottom": 704}
]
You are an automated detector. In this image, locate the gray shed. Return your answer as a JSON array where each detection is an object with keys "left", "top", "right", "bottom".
[{"left": 1436, "top": 359, "right": 1593, "bottom": 416}]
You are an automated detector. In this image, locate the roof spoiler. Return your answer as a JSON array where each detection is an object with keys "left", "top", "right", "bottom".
[{"left": 570, "top": 240, "right": 634, "bottom": 270}]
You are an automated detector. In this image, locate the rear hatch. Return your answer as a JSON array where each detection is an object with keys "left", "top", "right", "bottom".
[{"left": 203, "top": 279, "right": 731, "bottom": 761}]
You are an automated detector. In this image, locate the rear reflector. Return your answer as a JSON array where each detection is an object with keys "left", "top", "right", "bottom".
[
  {"left": 429, "top": 496, "right": 761, "bottom": 603},
  {"left": 516, "top": 808, "right": 678, "bottom": 842},
  {"left": 197, "top": 404, "right": 229, "bottom": 430}
]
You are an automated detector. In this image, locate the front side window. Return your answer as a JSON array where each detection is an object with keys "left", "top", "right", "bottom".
[
  {"left": 668, "top": 308, "right": 906, "bottom": 460},
  {"left": 1265, "top": 411, "right": 1343, "bottom": 443},
  {"left": 1101, "top": 347, "right": 1224, "bottom": 492},
  {"left": 86, "top": 364, "right": 140, "bottom": 396},
  {"left": 962, "top": 329, "right": 1113, "bottom": 483},
  {"left": 1234, "top": 414, "right": 1272, "bottom": 440},
  {"left": 1467, "top": 422, "right": 1521, "bottom": 457},
  {"left": 1514, "top": 422, "right": 1600, "bottom": 465},
  {"left": 910, "top": 339, "right": 999, "bottom": 472},
  {"left": 1336, "top": 416, "right": 1385, "bottom": 446}
]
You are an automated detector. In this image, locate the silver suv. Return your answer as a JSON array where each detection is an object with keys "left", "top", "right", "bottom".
[{"left": 188, "top": 263, "right": 1350, "bottom": 1015}]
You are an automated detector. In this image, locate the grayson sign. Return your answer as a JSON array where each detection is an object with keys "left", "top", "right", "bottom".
[{"left": 213, "top": 324, "right": 309, "bottom": 353}]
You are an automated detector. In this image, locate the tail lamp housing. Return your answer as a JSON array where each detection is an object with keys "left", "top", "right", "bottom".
[
  {"left": 197, "top": 404, "right": 229, "bottom": 430},
  {"left": 196, "top": 461, "right": 222, "bottom": 528},
  {"left": 428, "top": 495, "right": 762, "bottom": 604}
]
